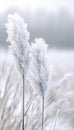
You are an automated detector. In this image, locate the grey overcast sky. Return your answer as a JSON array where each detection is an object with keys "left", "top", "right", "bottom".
[
  {"left": 0, "top": 0, "right": 74, "bottom": 14},
  {"left": 0, "top": 0, "right": 74, "bottom": 49}
]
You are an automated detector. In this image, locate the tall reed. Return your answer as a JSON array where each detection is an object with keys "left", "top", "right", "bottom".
[
  {"left": 30, "top": 38, "right": 51, "bottom": 130},
  {"left": 6, "top": 13, "right": 30, "bottom": 130}
]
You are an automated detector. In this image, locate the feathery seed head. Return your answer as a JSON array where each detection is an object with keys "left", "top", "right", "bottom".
[
  {"left": 6, "top": 13, "right": 30, "bottom": 75},
  {"left": 30, "top": 38, "right": 51, "bottom": 96},
  {"left": 6, "top": 13, "right": 30, "bottom": 44}
]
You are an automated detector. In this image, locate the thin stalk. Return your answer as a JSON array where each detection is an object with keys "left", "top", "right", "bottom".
[
  {"left": 53, "top": 109, "right": 60, "bottom": 130},
  {"left": 22, "top": 74, "right": 25, "bottom": 130},
  {"left": 16, "top": 101, "right": 32, "bottom": 130},
  {"left": 42, "top": 95, "right": 44, "bottom": 130}
]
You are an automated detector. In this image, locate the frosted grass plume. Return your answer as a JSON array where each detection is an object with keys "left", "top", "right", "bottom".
[
  {"left": 30, "top": 38, "right": 51, "bottom": 96},
  {"left": 6, "top": 13, "right": 30, "bottom": 130},
  {"left": 30, "top": 38, "right": 51, "bottom": 130},
  {"left": 6, "top": 13, "right": 30, "bottom": 75}
]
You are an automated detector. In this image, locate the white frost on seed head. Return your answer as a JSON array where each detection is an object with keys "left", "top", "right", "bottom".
[
  {"left": 30, "top": 38, "right": 51, "bottom": 96},
  {"left": 6, "top": 13, "right": 30, "bottom": 75}
]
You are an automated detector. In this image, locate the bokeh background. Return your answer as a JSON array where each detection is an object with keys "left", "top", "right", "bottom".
[
  {"left": 0, "top": 0, "right": 74, "bottom": 49},
  {"left": 0, "top": 1, "right": 74, "bottom": 130}
]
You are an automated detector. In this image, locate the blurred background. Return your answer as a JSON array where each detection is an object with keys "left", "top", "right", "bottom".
[{"left": 0, "top": 0, "right": 74, "bottom": 49}]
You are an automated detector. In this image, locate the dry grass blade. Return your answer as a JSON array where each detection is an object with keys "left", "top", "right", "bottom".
[
  {"left": 0, "top": 66, "right": 14, "bottom": 130},
  {"left": 53, "top": 109, "right": 60, "bottom": 130},
  {"left": 15, "top": 101, "right": 32, "bottom": 130}
]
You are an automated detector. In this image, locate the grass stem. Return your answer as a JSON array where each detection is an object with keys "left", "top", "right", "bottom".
[{"left": 42, "top": 96, "right": 44, "bottom": 130}]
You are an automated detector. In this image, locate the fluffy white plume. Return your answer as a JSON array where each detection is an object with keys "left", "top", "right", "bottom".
[
  {"left": 6, "top": 13, "right": 30, "bottom": 75},
  {"left": 6, "top": 13, "right": 31, "bottom": 130},
  {"left": 30, "top": 38, "right": 51, "bottom": 96}
]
